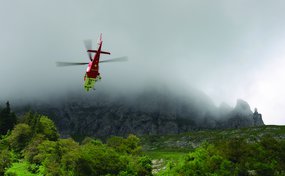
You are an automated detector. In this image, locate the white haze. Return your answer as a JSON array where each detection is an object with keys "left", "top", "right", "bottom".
[{"left": 0, "top": 0, "right": 285, "bottom": 125}]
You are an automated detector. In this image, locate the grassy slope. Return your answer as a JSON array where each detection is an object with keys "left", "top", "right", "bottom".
[
  {"left": 142, "top": 125, "right": 285, "bottom": 152},
  {"left": 141, "top": 125, "right": 285, "bottom": 174}
]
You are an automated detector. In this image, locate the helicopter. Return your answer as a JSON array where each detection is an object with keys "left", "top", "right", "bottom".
[{"left": 56, "top": 34, "right": 127, "bottom": 91}]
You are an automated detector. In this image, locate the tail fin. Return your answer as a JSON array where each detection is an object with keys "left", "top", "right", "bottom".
[{"left": 97, "top": 33, "right": 103, "bottom": 45}]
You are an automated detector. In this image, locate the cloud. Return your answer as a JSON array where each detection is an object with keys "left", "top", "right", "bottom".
[{"left": 0, "top": 0, "right": 285, "bottom": 124}]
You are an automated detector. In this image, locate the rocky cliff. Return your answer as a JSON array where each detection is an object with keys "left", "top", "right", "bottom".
[
  {"left": 218, "top": 99, "right": 264, "bottom": 128},
  {"left": 15, "top": 87, "right": 264, "bottom": 138}
]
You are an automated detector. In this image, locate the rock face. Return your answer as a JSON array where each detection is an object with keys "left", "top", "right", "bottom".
[
  {"left": 253, "top": 108, "right": 264, "bottom": 126},
  {"left": 15, "top": 88, "right": 264, "bottom": 138},
  {"left": 218, "top": 99, "right": 264, "bottom": 128},
  {"left": 219, "top": 99, "right": 254, "bottom": 128}
]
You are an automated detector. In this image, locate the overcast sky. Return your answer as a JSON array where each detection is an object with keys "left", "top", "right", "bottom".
[{"left": 0, "top": 0, "right": 285, "bottom": 125}]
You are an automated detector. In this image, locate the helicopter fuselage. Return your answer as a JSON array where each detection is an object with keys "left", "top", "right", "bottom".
[{"left": 83, "top": 37, "right": 103, "bottom": 91}]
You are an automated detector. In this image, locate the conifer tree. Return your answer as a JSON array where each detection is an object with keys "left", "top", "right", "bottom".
[{"left": 0, "top": 101, "right": 17, "bottom": 135}]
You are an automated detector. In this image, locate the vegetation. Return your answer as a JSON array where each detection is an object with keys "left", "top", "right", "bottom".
[
  {"left": 154, "top": 137, "right": 285, "bottom": 176},
  {"left": 0, "top": 102, "right": 17, "bottom": 135},
  {"left": 0, "top": 104, "right": 285, "bottom": 175},
  {"left": 0, "top": 109, "right": 152, "bottom": 176},
  {"left": 143, "top": 126, "right": 285, "bottom": 175}
]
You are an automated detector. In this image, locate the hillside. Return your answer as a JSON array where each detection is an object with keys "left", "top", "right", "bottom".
[
  {"left": 141, "top": 125, "right": 285, "bottom": 175},
  {"left": 14, "top": 86, "right": 264, "bottom": 138},
  {"left": 142, "top": 125, "right": 285, "bottom": 152}
]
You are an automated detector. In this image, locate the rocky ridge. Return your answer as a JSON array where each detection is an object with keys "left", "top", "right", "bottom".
[{"left": 15, "top": 87, "right": 264, "bottom": 138}]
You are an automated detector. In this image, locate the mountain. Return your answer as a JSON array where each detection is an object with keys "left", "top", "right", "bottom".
[{"left": 14, "top": 86, "right": 264, "bottom": 138}]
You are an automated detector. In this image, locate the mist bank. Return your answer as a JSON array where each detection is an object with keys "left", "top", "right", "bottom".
[{"left": 9, "top": 83, "right": 264, "bottom": 138}]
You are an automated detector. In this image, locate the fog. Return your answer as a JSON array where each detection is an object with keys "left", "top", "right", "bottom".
[{"left": 1, "top": 0, "right": 285, "bottom": 125}]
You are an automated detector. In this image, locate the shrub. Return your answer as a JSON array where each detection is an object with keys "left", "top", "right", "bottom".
[{"left": 8, "top": 124, "right": 32, "bottom": 152}]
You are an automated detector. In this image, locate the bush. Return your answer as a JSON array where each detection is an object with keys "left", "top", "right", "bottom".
[
  {"left": 137, "top": 156, "right": 152, "bottom": 176},
  {"left": 22, "top": 113, "right": 59, "bottom": 141},
  {"left": 0, "top": 149, "right": 12, "bottom": 175},
  {"left": 4, "top": 162, "right": 42, "bottom": 176},
  {"left": 76, "top": 142, "right": 129, "bottom": 176},
  {"left": 107, "top": 134, "right": 142, "bottom": 155},
  {"left": 22, "top": 134, "right": 45, "bottom": 164},
  {"left": 37, "top": 116, "right": 59, "bottom": 141},
  {"left": 8, "top": 124, "right": 32, "bottom": 152}
]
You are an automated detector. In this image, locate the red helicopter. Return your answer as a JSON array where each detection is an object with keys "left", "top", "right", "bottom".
[{"left": 57, "top": 34, "right": 127, "bottom": 91}]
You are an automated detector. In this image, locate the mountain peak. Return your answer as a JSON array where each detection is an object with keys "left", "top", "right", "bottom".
[{"left": 233, "top": 99, "right": 253, "bottom": 116}]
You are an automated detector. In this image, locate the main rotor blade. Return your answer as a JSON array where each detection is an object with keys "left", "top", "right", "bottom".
[
  {"left": 84, "top": 40, "right": 93, "bottom": 61},
  {"left": 100, "top": 56, "right": 128, "bottom": 63},
  {"left": 56, "top": 62, "right": 89, "bottom": 67}
]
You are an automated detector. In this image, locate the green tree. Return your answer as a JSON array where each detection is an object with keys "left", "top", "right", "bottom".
[
  {"left": 107, "top": 134, "right": 142, "bottom": 155},
  {"left": 4, "top": 161, "right": 43, "bottom": 176},
  {"left": 81, "top": 137, "right": 103, "bottom": 146},
  {"left": 33, "top": 140, "right": 62, "bottom": 176},
  {"left": 161, "top": 143, "right": 236, "bottom": 176},
  {"left": 76, "top": 142, "right": 128, "bottom": 176},
  {"left": 21, "top": 112, "right": 40, "bottom": 133},
  {"left": 59, "top": 138, "right": 81, "bottom": 176},
  {"left": 137, "top": 156, "right": 152, "bottom": 176},
  {"left": 22, "top": 113, "right": 59, "bottom": 141},
  {"left": 107, "top": 136, "right": 126, "bottom": 153},
  {"left": 8, "top": 123, "right": 32, "bottom": 152},
  {"left": 22, "top": 134, "right": 45, "bottom": 164},
  {"left": 23, "top": 138, "right": 80, "bottom": 176},
  {"left": 0, "top": 102, "right": 17, "bottom": 135},
  {"left": 0, "top": 149, "right": 12, "bottom": 175},
  {"left": 125, "top": 134, "right": 142, "bottom": 155},
  {"left": 37, "top": 116, "right": 59, "bottom": 141},
  {"left": 223, "top": 138, "right": 249, "bottom": 164}
]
